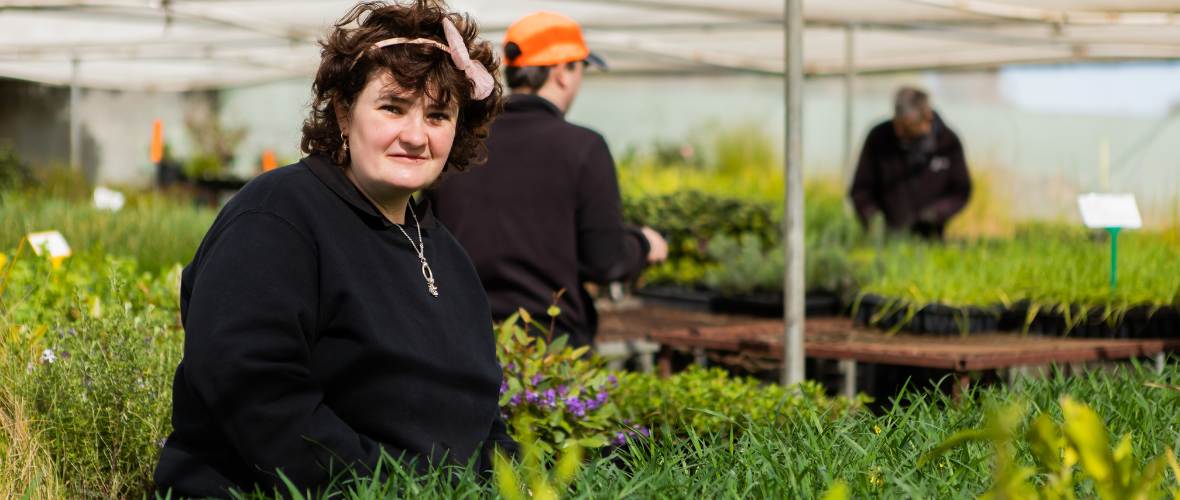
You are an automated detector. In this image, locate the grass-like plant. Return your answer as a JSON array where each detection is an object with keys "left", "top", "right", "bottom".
[{"left": 0, "top": 192, "right": 215, "bottom": 272}]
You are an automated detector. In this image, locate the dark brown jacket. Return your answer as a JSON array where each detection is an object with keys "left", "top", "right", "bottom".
[
  {"left": 426, "top": 94, "right": 649, "bottom": 348},
  {"left": 849, "top": 114, "right": 971, "bottom": 237}
]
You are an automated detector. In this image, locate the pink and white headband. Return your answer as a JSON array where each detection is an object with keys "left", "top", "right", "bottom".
[{"left": 350, "top": 17, "right": 494, "bottom": 101}]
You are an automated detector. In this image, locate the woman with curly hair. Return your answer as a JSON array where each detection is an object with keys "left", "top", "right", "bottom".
[{"left": 154, "top": 1, "right": 513, "bottom": 496}]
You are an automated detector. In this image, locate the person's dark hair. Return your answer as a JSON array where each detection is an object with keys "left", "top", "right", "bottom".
[
  {"left": 503, "top": 45, "right": 579, "bottom": 92},
  {"left": 894, "top": 86, "right": 930, "bottom": 120},
  {"left": 301, "top": 0, "right": 503, "bottom": 172}
]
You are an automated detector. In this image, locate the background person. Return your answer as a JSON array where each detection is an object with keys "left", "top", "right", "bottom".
[
  {"left": 153, "top": 1, "right": 513, "bottom": 496},
  {"left": 426, "top": 11, "right": 667, "bottom": 349},
  {"left": 849, "top": 86, "right": 972, "bottom": 239}
]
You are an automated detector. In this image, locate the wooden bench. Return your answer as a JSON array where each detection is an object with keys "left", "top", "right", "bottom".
[{"left": 598, "top": 304, "right": 1179, "bottom": 397}]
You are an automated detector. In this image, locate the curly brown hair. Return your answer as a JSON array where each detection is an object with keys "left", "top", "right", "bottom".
[{"left": 300, "top": 0, "right": 503, "bottom": 173}]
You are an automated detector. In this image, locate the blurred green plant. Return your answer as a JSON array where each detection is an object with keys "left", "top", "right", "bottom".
[
  {"left": 0, "top": 144, "right": 32, "bottom": 192},
  {"left": 183, "top": 153, "right": 224, "bottom": 180},
  {"left": 0, "top": 193, "right": 215, "bottom": 272},
  {"left": 856, "top": 228, "right": 1180, "bottom": 332},
  {"left": 920, "top": 396, "right": 1176, "bottom": 499},
  {"left": 494, "top": 414, "right": 584, "bottom": 500}
]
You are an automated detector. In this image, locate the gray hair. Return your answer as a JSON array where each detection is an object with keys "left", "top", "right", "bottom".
[{"left": 894, "top": 86, "right": 931, "bottom": 120}]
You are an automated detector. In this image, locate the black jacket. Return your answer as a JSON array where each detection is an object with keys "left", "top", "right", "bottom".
[
  {"left": 426, "top": 94, "right": 649, "bottom": 348},
  {"left": 849, "top": 113, "right": 971, "bottom": 237},
  {"left": 154, "top": 155, "right": 513, "bottom": 497}
]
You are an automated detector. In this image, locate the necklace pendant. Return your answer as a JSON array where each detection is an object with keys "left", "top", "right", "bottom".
[{"left": 420, "top": 259, "right": 439, "bottom": 297}]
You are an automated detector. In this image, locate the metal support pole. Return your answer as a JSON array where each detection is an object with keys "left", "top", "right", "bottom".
[
  {"left": 839, "top": 359, "right": 856, "bottom": 399},
  {"left": 842, "top": 23, "right": 857, "bottom": 180},
  {"left": 69, "top": 57, "right": 81, "bottom": 171},
  {"left": 782, "top": 0, "right": 805, "bottom": 386}
]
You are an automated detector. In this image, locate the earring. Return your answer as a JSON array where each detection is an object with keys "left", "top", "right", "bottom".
[{"left": 341, "top": 132, "right": 349, "bottom": 152}]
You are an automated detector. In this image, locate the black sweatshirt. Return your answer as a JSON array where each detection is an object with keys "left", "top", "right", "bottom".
[
  {"left": 425, "top": 94, "right": 650, "bottom": 348},
  {"left": 849, "top": 113, "right": 972, "bottom": 237},
  {"left": 154, "top": 154, "right": 513, "bottom": 498}
]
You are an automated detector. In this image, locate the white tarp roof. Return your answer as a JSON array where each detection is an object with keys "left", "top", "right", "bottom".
[{"left": 2, "top": 0, "right": 1180, "bottom": 91}]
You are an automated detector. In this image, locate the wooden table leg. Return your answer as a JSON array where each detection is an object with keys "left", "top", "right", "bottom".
[
  {"left": 953, "top": 372, "right": 970, "bottom": 401},
  {"left": 657, "top": 348, "right": 673, "bottom": 378}
]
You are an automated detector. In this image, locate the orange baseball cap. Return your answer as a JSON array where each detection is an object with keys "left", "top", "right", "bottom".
[{"left": 503, "top": 11, "right": 606, "bottom": 69}]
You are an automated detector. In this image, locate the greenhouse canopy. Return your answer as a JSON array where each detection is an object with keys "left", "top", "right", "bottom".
[{"left": 1, "top": 0, "right": 1179, "bottom": 91}]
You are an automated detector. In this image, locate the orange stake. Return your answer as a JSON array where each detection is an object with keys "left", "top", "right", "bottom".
[
  {"left": 261, "top": 149, "right": 278, "bottom": 172},
  {"left": 150, "top": 119, "right": 164, "bottom": 164}
]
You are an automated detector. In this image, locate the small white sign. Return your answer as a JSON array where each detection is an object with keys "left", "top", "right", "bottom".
[
  {"left": 26, "top": 231, "right": 72, "bottom": 258},
  {"left": 93, "top": 186, "right": 126, "bottom": 212},
  {"left": 1077, "top": 193, "right": 1142, "bottom": 229}
]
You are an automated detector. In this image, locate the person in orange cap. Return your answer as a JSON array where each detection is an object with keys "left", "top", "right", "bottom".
[{"left": 427, "top": 11, "right": 667, "bottom": 349}]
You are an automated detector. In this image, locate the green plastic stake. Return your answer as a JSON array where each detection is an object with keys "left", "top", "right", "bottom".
[{"left": 1106, "top": 227, "right": 1121, "bottom": 290}]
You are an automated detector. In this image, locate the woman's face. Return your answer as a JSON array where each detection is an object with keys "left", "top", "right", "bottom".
[{"left": 339, "top": 70, "right": 459, "bottom": 202}]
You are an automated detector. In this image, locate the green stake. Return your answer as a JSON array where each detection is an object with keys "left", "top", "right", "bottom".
[{"left": 1106, "top": 227, "right": 1121, "bottom": 290}]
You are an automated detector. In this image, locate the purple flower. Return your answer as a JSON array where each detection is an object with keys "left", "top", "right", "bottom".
[
  {"left": 608, "top": 374, "right": 618, "bottom": 387},
  {"left": 542, "top": 389, "right": 557, "bottom": 408},
  {"left": 530, "top": 374, "right": 543, "bottom": 386},
  {"left": 614, "top": 432, "right": 627, "bottom": 446},
  {"left": 564, "top": 397, "right": 586, "bottom": 418},
  {"left": 557, "top": 384, "right": 568, "bottom": 396},
  {"left": 638, "top": 425, "right": 650, "bottom": 437},
  {"left": 499, "top": 380, "right": 508, "bottom": 395},
  {"left": 585, "top": 391, "right": 608, "bottom": 411},
  {"left": 509, "top": 393, "right": 522, "bottom": 406},
  {"left": 505, "top": 362, "right": 516, "bottom": 372},
  {"left": 525, "top": 390, "right": 539, "bottom": 404}
]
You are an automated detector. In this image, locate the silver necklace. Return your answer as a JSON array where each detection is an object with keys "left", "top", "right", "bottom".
[{"left": 393, "top": 203, "right": 438, "bottom": 297}]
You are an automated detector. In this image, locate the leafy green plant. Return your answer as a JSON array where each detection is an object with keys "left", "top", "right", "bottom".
[
  {"left": 0, "top": 251, "right": 181, "bottom": 499},
  {"left": 623, "top": 190, "right": 779, "bottom": 288},
  {"left": 19, "top": 284, "right": 181, "bottom": 498},
  {"left": 614, "top": 366, "right": 866, "bottom": 437},
  {"left": 622, "top": 180, "right": 862, "bottom": 294},
  {"left": 495, "top": 308, "right": 625, "bottom": 453},
  {"left": 703, "top": 233, "right": 782, "bottom": 294}
]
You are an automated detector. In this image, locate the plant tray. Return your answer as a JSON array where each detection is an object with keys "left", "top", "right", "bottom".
[
  {"left": 634, "top": 285, "right": 843, "bottom": 317},
  {"left": 1012, "top": 302, "right": 1180, "bottom": 339},
  {"left": 853, "top": 293, "right": 1002, "bottom": 335},
  {"left": 709, "top": 290, "right": 843, "bottom": 318},
  {"left": 633, "top": 285, "right": 713, "bottom": 311}
]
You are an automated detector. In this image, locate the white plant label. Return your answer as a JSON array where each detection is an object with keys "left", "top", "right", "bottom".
[
  {"left": 93, "top": 186, "right": 126, "bottom": 211},
  {"left": 1077, "top": 193, "right": 1141, "bottom": 229},
  {"left": 26, "top": 231, "right": 72, "bottom": 258}
]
